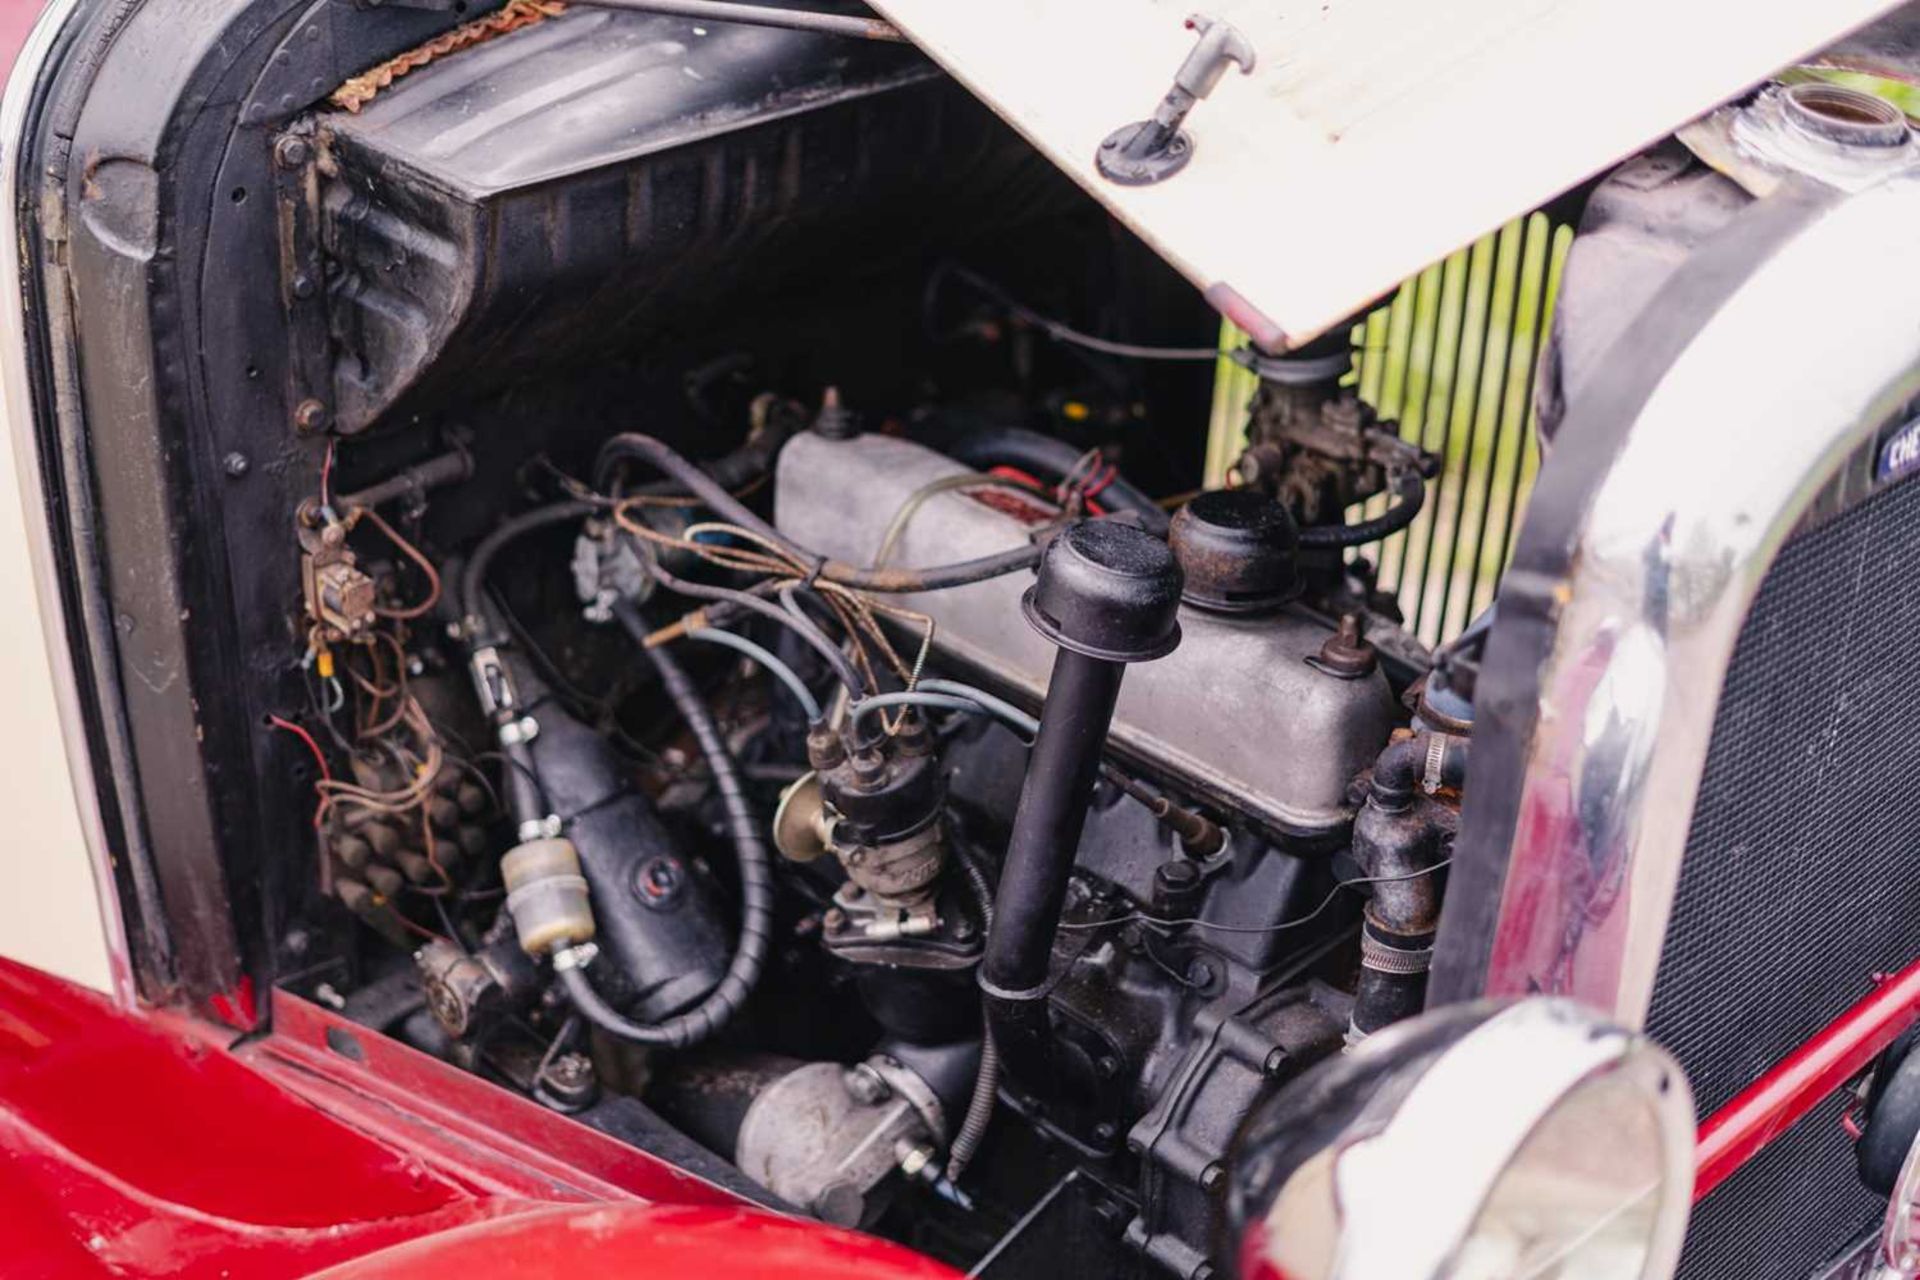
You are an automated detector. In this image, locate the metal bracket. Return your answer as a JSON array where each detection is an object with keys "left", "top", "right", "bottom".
[
  {"left": 468, "top": 646, "right": 514, "bottom": 717},
  {"left": 271, "top": 121, "right": 337, "bottom": 436},
  {"left": 1096, "top": 13, "right": 1254, "bottom": 186}
]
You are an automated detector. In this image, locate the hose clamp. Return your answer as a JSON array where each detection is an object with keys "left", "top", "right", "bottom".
[
  {"left": 977, "top": 973, "right": 1051, "bottom": 1003},
  {"left": 469, "top": 645, "right": 513, "bottom": 717},
  {"left": 552, "top": 941, "right": 599, "bottom": 973},
  {"left": 1421, "top": 733, "right": 1449, "bottom": 794},
  {"left": 1360, "top": 931, "right": 1434, "bottom": 976},
  {"left": 498, "top": 715, "right": 541, "bottom": 747}
]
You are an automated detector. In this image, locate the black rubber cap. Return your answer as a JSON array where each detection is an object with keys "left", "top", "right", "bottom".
[
  {"left": 1168, "top": 490, "right": 1300, "bottom": 613},
  {"left": 1022, "top": 521, "right": 1183, "bottom": 662}
]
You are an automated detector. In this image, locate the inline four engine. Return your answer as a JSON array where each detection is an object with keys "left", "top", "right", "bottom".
[{"left": 300, "top": 373, "right": 1471, "bottom": 1279}]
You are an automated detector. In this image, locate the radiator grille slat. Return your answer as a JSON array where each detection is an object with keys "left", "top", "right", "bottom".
[{"left": 1649, "top": 473, "right": 1920, "bottom": 1279}]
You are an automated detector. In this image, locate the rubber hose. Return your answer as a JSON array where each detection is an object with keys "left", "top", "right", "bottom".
[
  {"left": 459, "top": 499, "right": 598, "bottom": 632},
  {"left": 1295, "top": 469, "right": 1425, "bottom": 549},
  {"left": 684, "top": 627, "right": 823, "bottom": 723},
  {"left": 946, "top": 847, "right": 1000, "bottom": 1184},
  {"left": 556, "top": 602, "right": 773, "bottom": 1049}
]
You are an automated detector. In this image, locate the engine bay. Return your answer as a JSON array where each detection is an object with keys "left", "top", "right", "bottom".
[
  {"left": 75, "top": 8, "right": 1476, "bottom": 1277},
  {"left": 26, "top": 0, "right": 1920, "bottom": 1273}
]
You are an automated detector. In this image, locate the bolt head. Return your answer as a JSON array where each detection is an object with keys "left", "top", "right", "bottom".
[
  {"left": 1200, "top": 1161, "right": 1225, "bottom": 1193},
  {"left": 842, "top": 1064, "right": 891, "bottom": 1105},
  {"left": 274, "top": 135, "right": 311, "bottom": 168},
  {"left": 222, "top": 451, "right": 251, "bottom": 477},
  {"left": 294, "top": 398, "right": 329, "bottom": 432},
  {"left": 549, "top": 1053, "right": 593, "bottom": 1086}
]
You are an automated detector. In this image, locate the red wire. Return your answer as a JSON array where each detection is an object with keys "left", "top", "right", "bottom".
[
  {"left": 1080, "top": 462, "right": 1118, "bottom": 501},
  {"left": 267, "top": 714, "right": 333, "bottom": 829},
  {"left": 987, "top": 464, "right": 1047, "bottom": 489},
  {"left": 320, "top": 439, "right": 336, "bottom": 512},
  {"left": 982, "top": 464, "right": 1106, "bottom": 515}
]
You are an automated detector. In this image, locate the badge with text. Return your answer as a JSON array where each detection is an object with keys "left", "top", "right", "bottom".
[{"left": 1879, "top": 414, "right": 1920, "bottom": 484}]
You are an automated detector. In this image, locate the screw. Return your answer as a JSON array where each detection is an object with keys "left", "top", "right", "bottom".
[
  {"left": 1262, "top": 1047, "right": 1288, "bottom": 1078},
  {"left": 273, "top": 135, "right": 311, "bottom": 168},
  {"left": 294, "top": 398, "right": 329, "bottom": 432},
  {"left": 1092, "top": 1121, "right": 1117, "bottom": 1143},
  {"left": 1200, "top": 1161, "right": 1225, "bottom": 1193},
  {"left": 1185, "top": 958, "right": 1216, "bottom": 989},
  {"left": 291, "top": 272, "right": 317, "bottom": 300},
  {"left": 1096, "top": 1054, "right": 1120, "bottom": 1078},
  {"left": 223, "top": 451, "right": 251, "bottom": 477}
]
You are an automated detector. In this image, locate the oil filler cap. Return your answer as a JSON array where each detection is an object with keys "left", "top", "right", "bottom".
[
  {"left": 1169, "top": 489, "right": 1300, "bottom": 613},
  {"left": 1022, "top": 520, "right": 1183, "bottom": 662}
]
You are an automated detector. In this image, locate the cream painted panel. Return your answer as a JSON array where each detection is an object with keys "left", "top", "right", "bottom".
[
  {"left": 873, "top": 0, "right": 1901, "bottom": 346},
  {"left": 0, "top": 0, "right": 120, "bottom": 997}
]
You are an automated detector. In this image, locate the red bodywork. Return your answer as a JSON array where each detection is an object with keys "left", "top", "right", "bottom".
[{"left": 0, "top": 957, "right": 956, "bottom": 1279}]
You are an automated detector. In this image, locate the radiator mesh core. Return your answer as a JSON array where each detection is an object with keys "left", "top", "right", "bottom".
[{"left": 1647, "top": 472, "right": 1920, "bottom": 1278}]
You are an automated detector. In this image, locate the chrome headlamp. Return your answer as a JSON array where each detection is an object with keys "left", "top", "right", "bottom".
[{"left": 1229, "top": 999, "right": 1694, "bottom": 1280}]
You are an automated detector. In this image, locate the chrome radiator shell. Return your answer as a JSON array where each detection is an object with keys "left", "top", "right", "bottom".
[{"left": 775, "top": 432, "right": 1398, "bottom": 837}]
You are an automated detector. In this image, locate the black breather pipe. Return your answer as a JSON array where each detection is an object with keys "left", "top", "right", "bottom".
[
  {"left": 980, "top": 521, "right": 1183, "bottom": 1088},
  {"left": 982, "top": 653, "right": 1125, "bottom": 992}
]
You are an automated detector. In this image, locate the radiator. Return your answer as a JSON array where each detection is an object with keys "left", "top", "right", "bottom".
[{"left": 1647, "top": 472, "right": 1920, "bottom": 1278}]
